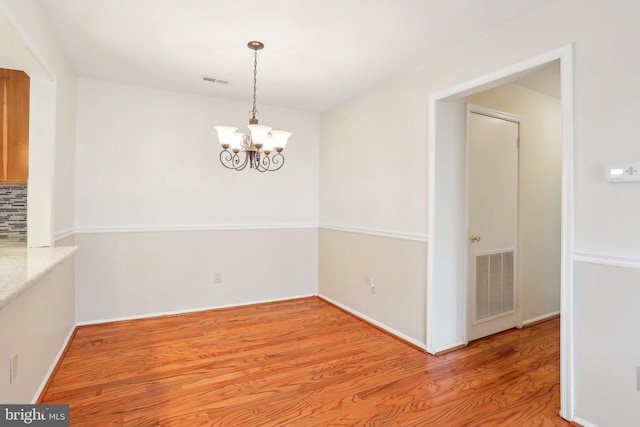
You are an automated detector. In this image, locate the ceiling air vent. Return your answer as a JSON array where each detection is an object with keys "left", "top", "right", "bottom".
[{"left": 202, "top": 75, "right": 229, "bottom": 85}]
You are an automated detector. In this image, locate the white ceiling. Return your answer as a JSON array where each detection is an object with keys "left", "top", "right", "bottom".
[
  {"left": 514, "top": 60, "right": 561, "bottom": 99},
  {"left": 0, "top": 14, "right": 47, "bottom": 78},
  {"left": 36, "top": 0, "right": 558, "bottom": 112}
]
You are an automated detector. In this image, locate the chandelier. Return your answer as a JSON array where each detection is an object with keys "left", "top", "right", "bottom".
[{"left": 214, "top": 41, "right": 292, "bottom": 172}]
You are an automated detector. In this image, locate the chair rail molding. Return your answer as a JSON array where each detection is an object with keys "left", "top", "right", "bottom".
[
  {"left": 573, "top": 250, "right": 640, "bottom": 270},
  {"left": 319, "top": 223, "right": 428, "bottom": 243},
  {"left": 74, "top": 223, "right": 318, "bottom": 234}
]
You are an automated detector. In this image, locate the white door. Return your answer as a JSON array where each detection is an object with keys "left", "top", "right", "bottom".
[{"left": 467, "top": 107, "right": 520, "bottom": 342}]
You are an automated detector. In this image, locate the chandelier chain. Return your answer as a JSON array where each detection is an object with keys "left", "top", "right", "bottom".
[{"left": 252, "top": 47, "right": 258, "bottom": 119}]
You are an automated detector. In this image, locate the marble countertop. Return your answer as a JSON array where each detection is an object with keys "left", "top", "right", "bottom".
[{"left": 0, "top": 245, "right": 78, "bottom": 311}]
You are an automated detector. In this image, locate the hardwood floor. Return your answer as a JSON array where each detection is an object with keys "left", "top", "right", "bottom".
[{"left": 40, "top": 297, "right": 571, "bottom": 426}]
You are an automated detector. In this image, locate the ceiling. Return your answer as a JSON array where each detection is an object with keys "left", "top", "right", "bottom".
[
  {"left": 514, "top": 60, "right": 561, "bottom": 99},
  {"left": 36, "top": 0, "right": 558, "bottom": 112}
]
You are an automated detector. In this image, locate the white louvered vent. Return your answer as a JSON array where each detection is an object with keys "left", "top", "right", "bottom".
[{"left": 475, "top": 250, "right": 514, "bottom": 322}]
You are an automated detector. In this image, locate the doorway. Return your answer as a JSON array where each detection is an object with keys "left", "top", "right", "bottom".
[{"left": 426, "top": 45, "right": 574, "bottom": 420}]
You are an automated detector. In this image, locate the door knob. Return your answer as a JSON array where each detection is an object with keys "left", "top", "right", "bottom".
[{"left": 470, "top": 235, "right": 481, "bottom": 243}]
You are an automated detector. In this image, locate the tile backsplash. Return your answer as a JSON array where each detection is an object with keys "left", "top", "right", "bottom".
[{"left": 0, "top": 184, "right": 27, "bottom": 244}]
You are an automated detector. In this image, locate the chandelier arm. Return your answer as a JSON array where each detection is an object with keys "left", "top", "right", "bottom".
[
  {"left": 267, "top": 152, "right": 285, "bottom": 171},
  {"left": 253, "top": 151, "right": 261, "bottom": 171},
  {"left": 234, "top": 152, "right": 249, "bottom": 171},
  {"left": 219, "top": 150, "right": 250, "bottom": 171},
  {"left": 251, "top": 151, "right": 262, "bottom": 172},
  {"left": 217, "top": 144, "right": 285, "bottom": 173},
  {"left": 219, "top": 150, "right": 236, "bottom": 169},
  {"left": 255, "top": 152, "right": 271, "bottom": 172}
]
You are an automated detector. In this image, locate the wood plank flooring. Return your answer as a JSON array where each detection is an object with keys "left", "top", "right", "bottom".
[{"left": 39, "top": 297, "right": 571, "bottom": 426}]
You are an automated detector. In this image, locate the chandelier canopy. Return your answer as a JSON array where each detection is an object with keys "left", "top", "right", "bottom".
[{"left": 214, "top": 41, "right": 292, "bottom": 172}]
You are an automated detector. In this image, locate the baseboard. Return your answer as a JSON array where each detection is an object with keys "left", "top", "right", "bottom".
[
  {"left": 523, "top": 310, "right": 561, "bottom": 327},
  {"left": 432, "top": 341, "right": 467, "bottom": 355},
  {"left": 433, "top": 343, "right": 466, "bottom": 356},
  {"left": 32, "top": 325, "right": 77, "bottom": 403},
  {"left": 76, "top": 294, "right": 317, "bottom": 326},
  {"left": 317, "top": 294, "right": 426, "bottom": 351},
  {"left": 572, "top": 416, "right": 597, "bottom": 427}
]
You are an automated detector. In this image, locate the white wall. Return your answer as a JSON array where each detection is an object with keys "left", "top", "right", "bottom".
[
  {"left": 318, "top": 229, "right": 427, "bottom": 346},
  {"left": 53, "top": 72, "right": 77, "bottom": 239},
  {"left": 320, "top": 0, "right": 640, "bottom": 424},
  {"left": 76, "top": 78, "right": 318, "bottom": 229},
  {"left": 0, "top": 258, "right": 75, "bottom": 403},
  {"left": 76, "top": 229, "right": 317, "bottom": 323},
  {"left": 467, "top": 83, "right": 562, "bottom": 323},
  {"left": 0, "top": 0, "right": 77, "bottom": 404},
  {"left": 574, "top": 262, "right": 640, "bottom": 427},
  {"left": 318, "top": 73, "right": 431, "bottom": 344},
  {"left": 75, "top": 78, "right": 320, "bottom": 322},
  {"left": 0, "top": 0, "right": 78, "bottom": 240},
  {"left": 319, "top": 75, "right": 429, "bottom": 235}
]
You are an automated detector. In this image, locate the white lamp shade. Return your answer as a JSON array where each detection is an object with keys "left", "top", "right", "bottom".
[
  {"left": 263, "top": 133, "right": 275, "bottom": 153},
  {"left": 271, "top": 130, "right": 292, "bottom": 149},
  {"left": 247, "top": 124, "right": 272, "bottom": 145},
  {"left": 231, "top": 132, "right": 245, "bottom": 151},
  {"left": 214, "top": 126, "right": 238, "bottom": 146}
]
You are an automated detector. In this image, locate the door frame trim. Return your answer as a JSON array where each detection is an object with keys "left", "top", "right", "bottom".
[
  {"left": 465, "top": 105, "right": 522, "bottom": 343},
  {"left": 426, "top": 44, "right": 574, "bottom": 421}
]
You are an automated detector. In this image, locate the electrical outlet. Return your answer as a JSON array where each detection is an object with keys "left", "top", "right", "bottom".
[
  {"left": 10, "top": 353, "right": 18, "bottom": 384},
  {"left": 370, "top": 277, "right": 376, "bottom": 294},
  {"left": 214, "top": 272, "right": 222, "bottom": 284}
]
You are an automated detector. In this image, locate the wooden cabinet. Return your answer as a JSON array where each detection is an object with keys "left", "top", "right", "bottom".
[{"left": 0, "top": 68, "right": 29, "bottom": 183}]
